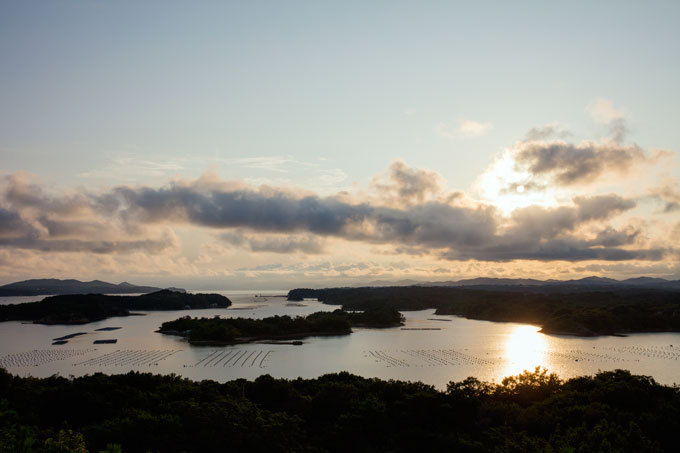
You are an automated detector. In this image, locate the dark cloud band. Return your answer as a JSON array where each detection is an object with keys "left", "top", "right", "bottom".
[{"left": 0, "top": 173, "right": 667, "bottom": 262}]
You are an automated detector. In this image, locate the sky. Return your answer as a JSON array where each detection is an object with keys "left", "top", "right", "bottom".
[{"left": 1, "top": 1, "right": 679, "bottom": 289}]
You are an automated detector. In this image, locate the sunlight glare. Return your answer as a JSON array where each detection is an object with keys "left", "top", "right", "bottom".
[
  {"left": 474, "top": 149, "right": 562, "bottom": 214},
  {"left": 500, "top": 325, "right": 547, "bottom": 378}
]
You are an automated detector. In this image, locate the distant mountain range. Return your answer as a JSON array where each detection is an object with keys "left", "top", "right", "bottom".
[
  {"left": 0, "top": 279, "right": 185, "bottom": 297},
  {"left": 360, "top": 276, "right": 680, "bottom": 292}
]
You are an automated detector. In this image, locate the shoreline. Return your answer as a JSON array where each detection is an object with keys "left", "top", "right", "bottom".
[
  {"left": 434, "top": 311, "right": 680, "bottom": 337},
  {"left": 157, "top": 328, "right": 353, "bottom": 346}
]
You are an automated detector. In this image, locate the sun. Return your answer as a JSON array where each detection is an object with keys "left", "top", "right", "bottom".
[{"left": 474, "top": 149, "right": 561, "bottom": 214}]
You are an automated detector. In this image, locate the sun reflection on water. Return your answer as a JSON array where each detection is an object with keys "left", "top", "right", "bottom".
[{"left": 500, "top": 325, "right": 547, "bottom": 379}]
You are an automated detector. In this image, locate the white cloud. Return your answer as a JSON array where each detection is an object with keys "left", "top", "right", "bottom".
[
  {"left": 586, "top": 98, "right": 625, "bottom": 123},
  {"left": 435, "top": 117, "right": 493, "bottom": 140},
  {"left": 586, "top": 98, "right": 628, "bottom": 143}
]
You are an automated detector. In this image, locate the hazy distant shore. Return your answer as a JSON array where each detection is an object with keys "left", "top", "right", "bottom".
[{"left": 0, "top": 278, "right": 183, "bottom": 297}]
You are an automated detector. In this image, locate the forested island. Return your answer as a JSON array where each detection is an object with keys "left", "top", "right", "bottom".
[
  {"left": 159, "top": 307, "right": 404, "bottom": 344},
  {"left": 288, "top": 286, "right": 680, "bottom": 336},
  {"left": 1, "top": 367, "right": 678, "bottom": 452},
  {"left": 0, "top": 290, "right": 231, "bottom": 325}
]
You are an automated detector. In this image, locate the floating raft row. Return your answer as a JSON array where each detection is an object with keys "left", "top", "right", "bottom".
[
  {"left": 190, "top": 349, "right": 274, "bottom": 369},
  {"left": 93, "top": 339, "right": 117, "bottom": 344},
  {"left": 0, "top": 349, "right": 96, "bottom": 368},
  {"left": 595, "top": 345, "right": 680, "bottom": 361},
  {"left": 73, "top": 349, "right": 179, "bottom": 367},
  {"left": 543, "top": 349, "right": 628, "bottom": 363},
  {"left": 365, "top": 349, "right": 497, "bottom": 368},
  {"left": 400, "top": 328, "right": 441, "bottom": 331},
  {"left": 95, "top": 327, "right": 122, "bottom": 331},
  {"left": 52, "top": 332, "right": 88, "bottom": 341}
]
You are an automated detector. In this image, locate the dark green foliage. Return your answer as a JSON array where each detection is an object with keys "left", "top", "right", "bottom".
[
  {"left": 0, "top": 367, "right": 678, "bottom": 452},
  {"left": 288, "top": 287, "right": 680, "bottom": 335},
  {"left": 159, "top": 308, "right": 404, "bottom": 343},
  {"left": 346, "top": 306, "right": 405, "bottom": 327},
  {"left": 0, "top": 291, "right": 231, "bottom": 325}
]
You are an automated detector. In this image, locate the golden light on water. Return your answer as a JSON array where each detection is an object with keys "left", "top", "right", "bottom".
[{"left": 501, "top": 325, "right": 547, "bottom": 378}]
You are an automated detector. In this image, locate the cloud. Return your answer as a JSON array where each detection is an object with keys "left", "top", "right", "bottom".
[
  {"left": 513, "top": 140, "right": 645, "bottom": 185},
  {"left": 588, "top": 226, "right": 640, "bottom": 247},
  {"left": 79, "top": 153, "right": 350, "bottom": 196},
  {"left": 0, "top": 164, "right": 670, "bottom": 264},
  {"left": 4, "top": 172, "right": 92, "bottom": 216},
  {"left": 37, "top": 216, "right": 110, "bottom": 238},
  {"left": 586, "top": 98, "right": 628, "bottom": 143},
  {"left": 573, "top": 194, "right": 636, "bottom": 221},
  {"left": 371, "top": 160, "right": 443, "bottom": 206},
  {"left": 440, "top": 194, "right": 648, "bottom": 262},
  {"left": 650, "top": 182, "right": 680, "bottom": 213},
  {"left": 78, "top": 154, "right": 188, "bottom": 181},
  {"left": 476, "top": 102, "right": 675, "bottom": 220},
  {"left": 505, "top": 194, "right": 635, "bottom": 242},
  {"left": 524, "top": 122, "right": 572, "bottom": 141},
  {"left": 441, "top": 239, "right": 665, "bottom": 262},
  {"left": 458, "top": 119, "right": 493, "bottom": 137},
  {"left": 499, "top": 181, "right": 546, "bottom": 195},
  {"left": 219, "top": 156, "right": 292, "bottom": 173},
  {"left": 572, "top": 261, "right": 680, "bottom": 278},
  {"left": 219, "top": 231, "right": 325, "bottom": 254},
  {"left": 0, "top": 173, "right": 178, "bottom": 254},
  {"left": 0, "top": 208, "right": 33, "bottom": 237},
  {"left": 425, "top": 193, "right": 656, "bottom": 263},
  {"left": 0, "top": 236, "right": 175, "bottom": 254},
  {"left": 109, "top": 184, "right": 665, "bottom": 261},
  {"left": 586, "top": 98, "right": 625, "bottom": 123},
  {"left": 112, "top": 183, "right": 498, "bottom": 251},
  {"left": 435, "top": 117, "right": 493, "bottom": 140},
  {"left": 672, "top": 221, "right": 680, "bottom": 242}
]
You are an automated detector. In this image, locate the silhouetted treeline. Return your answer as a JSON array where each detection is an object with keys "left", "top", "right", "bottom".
[
  {"left": 288, "top": 287, "right": 680, "bottom": 335},
  {"left": 1, "top": 367, "right": 679, "bottom": 452},
  {"left": 0, "top": 290, "right": 231, "bottom": 325},
  {"left": 159, "top": 308, "right": 404, "bottom": 344}
]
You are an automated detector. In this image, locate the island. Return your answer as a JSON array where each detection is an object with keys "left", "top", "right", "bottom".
[
  {"left": 158, "top": 307, "right": 404, "bottom": 344},
  {"left": 287, "top": 286, "right": 680, "bottom": 336},
  {"left": 0, "top": 278, "right": 185, "bottom": 297},
  {"left": 0, "top": 290, "right": 231, "bottom": 325}
]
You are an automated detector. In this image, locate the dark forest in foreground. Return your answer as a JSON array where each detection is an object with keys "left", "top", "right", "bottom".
[
  {"left": 288, "top": 287, "right": 680, "bottom": 336},
  {"left": 1, "top": 367, "right": 679, "bottom": 452}
]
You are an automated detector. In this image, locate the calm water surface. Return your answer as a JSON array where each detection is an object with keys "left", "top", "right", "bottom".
[{"left": 1, "top": 291, "right": 678, "bottom": 389}]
